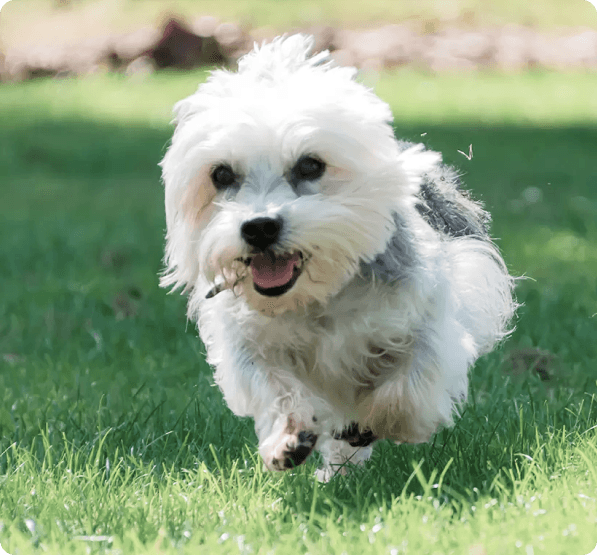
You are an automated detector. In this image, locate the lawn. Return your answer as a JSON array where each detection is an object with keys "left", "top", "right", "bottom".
[{"left": 0, "top": 69, "right": 596, "bottom": 554}]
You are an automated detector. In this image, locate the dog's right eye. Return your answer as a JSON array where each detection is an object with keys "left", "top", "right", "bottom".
[
  {"left": 292, "top": 156, "right": 326, "bottom": 182},
  {"left": 211, "top": 164, "right": 237, "bottom": 189}
]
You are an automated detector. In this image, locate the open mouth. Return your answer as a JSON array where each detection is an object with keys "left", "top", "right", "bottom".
[{"left": 244, "top": 251, "right": 305, "bottom": 297}]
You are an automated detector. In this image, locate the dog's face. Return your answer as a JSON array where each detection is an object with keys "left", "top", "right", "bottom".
[{"left": 161, "top": 35, "right": 437, "bottom": 315}]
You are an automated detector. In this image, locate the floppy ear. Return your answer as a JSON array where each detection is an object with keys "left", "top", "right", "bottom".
[{"left": 159, "top": 89, "right": 217, "bottom": 293}]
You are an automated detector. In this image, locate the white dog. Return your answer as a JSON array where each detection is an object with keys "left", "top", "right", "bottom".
[{"left": 160, "top": 35, "right": 516, "bottom": 479}]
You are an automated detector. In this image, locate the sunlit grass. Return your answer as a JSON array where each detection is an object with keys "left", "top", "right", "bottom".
[
  {"left": 2, "top": 70, "right": 597, "bottom": 127},
  {"left": 377, "top": 71, "right": 597, "bottom": 126},
  {"left": 0, "top": 71, "right": 596, "bottom": 554},
  {"left": 1, "top": 403, "right": 596, "bottom": 554}
]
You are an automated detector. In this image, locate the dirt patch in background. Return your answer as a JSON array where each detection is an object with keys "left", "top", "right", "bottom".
[{"left": 1, "top": 1, "right": 596, "bottom": 81}]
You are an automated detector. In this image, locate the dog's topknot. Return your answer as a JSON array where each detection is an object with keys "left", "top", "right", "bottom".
[
  {"left": 170, "top": 33, "right": 392, "bottom": 145},
  {"left": 238, "top": 34, "right": 334, "bottom": 77}
]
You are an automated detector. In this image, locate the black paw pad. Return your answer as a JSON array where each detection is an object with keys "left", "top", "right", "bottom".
[
  {"left": 333, "top": 422, "right": 377, "bottom": 447},
  {"left": 283, "top": 431, "right": 318, "bottom": 469}
]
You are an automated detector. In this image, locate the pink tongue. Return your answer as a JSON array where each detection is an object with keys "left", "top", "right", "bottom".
[{"left": 250, "top": 252, "right": 300, "bottom": 289}]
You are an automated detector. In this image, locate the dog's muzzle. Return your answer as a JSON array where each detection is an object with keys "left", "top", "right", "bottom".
[
  {"left": 204, "top": 217, "right": 308, "bottom": 300},
  {"left": 247, "top": 250, "right": 305, "bottom": 297},
  {"left": 204, "top": 251, "right": 306, "bottom": 300},
  {"left": 237, "top": 216, "right": 306, "bottom": 297}
]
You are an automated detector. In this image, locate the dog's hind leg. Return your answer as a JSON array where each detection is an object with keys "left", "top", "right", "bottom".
[
  {"left": 333, "top": 421, "right": 377, "bottom": 446},
  {"left": 357, "top": 316, "right": 473, "bottom": 443},
  {"left": 315, "top": 436, "right": 374, "bottom": 482}
]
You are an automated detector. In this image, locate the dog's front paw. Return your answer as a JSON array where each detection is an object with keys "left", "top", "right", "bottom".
[{"left": 263, "top": 429, "right": 318, "bottom": 471}]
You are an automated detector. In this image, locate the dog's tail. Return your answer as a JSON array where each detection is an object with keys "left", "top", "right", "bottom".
[{"left": 447, "top": 237, "right": 518, "bottom": 354}]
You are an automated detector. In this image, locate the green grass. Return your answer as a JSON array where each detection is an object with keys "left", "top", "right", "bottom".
[{"left": 0, "top": 70, "right": 596, "bottom": 554}]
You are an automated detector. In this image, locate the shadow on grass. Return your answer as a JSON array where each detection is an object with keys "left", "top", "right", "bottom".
[
  {"left": 3, "top": 117, "right": 596, "bottom": 234},
  {"left": 1, "top": 116, "right": 596, "bottom": 506}
]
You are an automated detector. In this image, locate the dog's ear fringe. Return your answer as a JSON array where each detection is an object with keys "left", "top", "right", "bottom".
[
  {"left": 159, "top": 270, "right": 192, "bottom": 294},
  {"left": 159, "top": 241, "right": 198, "bottom": 294},
  {"left": 397, "top": 144, "right": 442, "bottom": 178}
]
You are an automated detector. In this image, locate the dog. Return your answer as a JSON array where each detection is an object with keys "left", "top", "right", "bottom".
[{"left": 160, "top": 34, "right": 516, "bottom": 480}]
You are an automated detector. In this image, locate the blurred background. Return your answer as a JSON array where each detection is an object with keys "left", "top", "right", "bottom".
[
  {"left": 1, "top": 3, "right": 597, "bottom": 552},
  {"left": 0, "top": 0, "right": 596, "bottom": 475},
  {"left": 2, "top": 0, "right": 597, "bottom": 78}
]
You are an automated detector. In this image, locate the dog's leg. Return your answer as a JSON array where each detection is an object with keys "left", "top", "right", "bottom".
[
  {"left": 358, "top": 319, "right": 474, "bottom": 443},
  {"left": 315, "top": 436, "right": 374, "bottom": 482},
  {"left": 333, "top": 421, "right": 377, "bottom": 446},
  {"left": 210, "top": 333, "right": 321, "bottom": 471},
  {"left": 258, "top": 413, "right": 319, "bottom": 471}
]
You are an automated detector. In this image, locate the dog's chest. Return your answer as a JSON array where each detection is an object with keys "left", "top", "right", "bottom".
[{"left": 258, "top": 284, "right": 415, "bottom": 392}]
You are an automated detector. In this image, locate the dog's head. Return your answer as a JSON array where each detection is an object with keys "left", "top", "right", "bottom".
[{"left": 161, "top": 34, "right": 438, "bottom": 315}]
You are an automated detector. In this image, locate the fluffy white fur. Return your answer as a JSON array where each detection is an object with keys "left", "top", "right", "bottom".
[{"left": 160, "top": 35, "right": 516, "bottom": 479}]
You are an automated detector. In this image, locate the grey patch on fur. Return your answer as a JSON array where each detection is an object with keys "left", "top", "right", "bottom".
[
  {"left": 416, "top": 176, "right": 490, "bottom": 238},
  {"left": 359, "top": 211, "right": 417, "bottom": 285},
  {"left": 416, "top": 162, "right": 491, "bottom": 238},
  {"left": 396, "top": 140, "right": 491, "bottom": 239}
]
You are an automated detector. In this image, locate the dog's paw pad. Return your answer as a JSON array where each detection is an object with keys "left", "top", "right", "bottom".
[
  {"left": 333, "top": 422, "right": 377, "bottom": 447},
  {"left": 268, "top": 430, "right": 318, "bottom": 471},
  {"left": 283, "top": 430, "right": 317, "bottom": 468}
]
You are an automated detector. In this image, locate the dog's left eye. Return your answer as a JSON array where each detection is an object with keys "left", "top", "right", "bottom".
[
  {"left": 292, "top": 156, "right": 326, "bottom": 182},
  {"left": 211, "top": 164, "right": 237, "bottom": 189}
]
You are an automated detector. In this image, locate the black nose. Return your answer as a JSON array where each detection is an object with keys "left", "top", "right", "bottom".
[{"left": 240, "top": 217, "right": 282, "bottom": 251}]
